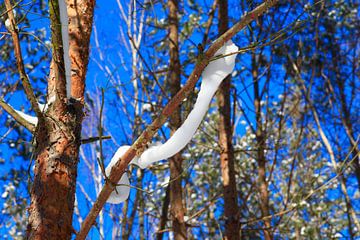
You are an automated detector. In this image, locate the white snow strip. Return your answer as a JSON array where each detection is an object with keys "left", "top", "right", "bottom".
[
  {"left": 137, "top": 40, "right": 238, "bottom": 169},
  {"left": 106, "top": 40, "right": 238, "bottom": 203},
  {"left": 105, "top": 146, "right": 132, "bottom": 204},
  {"left": 47, "top": 94, "right": 56, "bottom": 105},
  {"left": 11, "top": 95, "right": 56, "bottom": 127},
  {"left": 38, "top": 95, "right": 55, "bottom": 112},
  {"left": 15, "top": 110, "right": 38, "bottom": 125},
  {"left": 59, "top": 0, "right": 71, "bottom": 98}
]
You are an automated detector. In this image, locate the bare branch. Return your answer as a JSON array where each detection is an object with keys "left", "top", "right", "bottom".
[
  {"left": 4, "top": 0, "right": 43, "bottom": 118},
  {"left": 81, "top": 136, "right": 111, "bottom": 145},
  {"left": 201, "top": 0, "right": 218, "bottom": 47}
]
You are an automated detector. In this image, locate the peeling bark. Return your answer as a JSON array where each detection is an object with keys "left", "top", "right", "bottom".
[
  {"left": 67, "top": 0, "right": 95, "bottom": 100},
  {"left": 26, "top": 1, "right": 95, "bottom": 239},
  {"left": 27, "top": 101, "right": 83, "bottom": 239}
]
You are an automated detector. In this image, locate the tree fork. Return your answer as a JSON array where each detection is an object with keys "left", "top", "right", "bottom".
[{"left": 26, "top": 0, "right": 95, "bottom": 239}]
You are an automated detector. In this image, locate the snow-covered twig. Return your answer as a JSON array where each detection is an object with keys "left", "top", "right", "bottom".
[
  {"left": 0, "top": 95, "right": 56, "bottom": 132},
  {"left": 14, "top": 110, "right": 38, "bottom": 125},
  {"left": 106, "top": 146, "right": 131, "bottom": 203}
]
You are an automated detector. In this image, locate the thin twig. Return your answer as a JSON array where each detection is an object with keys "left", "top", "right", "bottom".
[
  {"left": 4, "top": 0, "right": 43, "bottom": 118},
  {"left": 201, "top": 0, "right": 218, "bottom": 47},
  {"left": 81, "top": 135, "right": 111, "bottom": 144}
]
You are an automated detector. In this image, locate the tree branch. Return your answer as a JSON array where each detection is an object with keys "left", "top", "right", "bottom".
[
  {"left": 0, "top": 98, "right": 36, "bottom": 132},
  {"left": 4, "top": 0, "right": 43, "bottom": 118},
  {"left": 81, "top": 136, "right": 111, "bottom": 144},
  {"left": 75, "top": 1, "right": 278, "bottom": 239}
]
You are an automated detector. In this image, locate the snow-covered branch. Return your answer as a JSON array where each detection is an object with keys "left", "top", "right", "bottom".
[
  {"left": 106, "top": 41, "right": 238, "bottom": 203},
  {"left": 0, "top": 95, "right": 52, "bottom": 133},
  {"left": 76, "top": 1, "right": 279, "bottom": 237},
  {"left": 0, "top": 98, "right": 36, "bottom": 132}
]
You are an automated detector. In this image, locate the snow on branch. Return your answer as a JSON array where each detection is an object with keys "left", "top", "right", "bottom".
[
  {"left": 105, "top": 146, "right": 131, "bottom": 203},
  {"left": 14, "top": 110, "right": 38, "bottom": 126},
  {"left": 136, "top": 41, "right": 238, "bottom": 168},
  {"left": 0, "top": 98, "right": 36, "bottom": 132},
  {"left": 77, "top": 2, "right": 278, "bottom": 237},
  {"left": 0, "top": 95, "right": 55, "bottom": 132},
  {"left": 106, "top": 41, "right": 238, "bottom": 203}
]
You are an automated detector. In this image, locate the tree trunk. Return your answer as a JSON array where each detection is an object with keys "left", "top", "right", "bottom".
[
  {"left": 168, "top": 0, "right": 187, "bottom": 239},
  {"left": 157, "top": 186, "right": 170, "bottom": 240},
  {"left": 26, "top": 1, "right": 95, "bottom": 239},
  {"left": 252, "top": 53, "right": 272, "bottom": 240},
  {"left": 217, "top": 0, "right": 240, "bottom": 239}
]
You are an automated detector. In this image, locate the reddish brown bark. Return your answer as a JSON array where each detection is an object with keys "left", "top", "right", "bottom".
[
  {"left": 168, "top": 0, "right": 187, "bottom": 239},
  {"left": 27, "top": 101, "right": 83, "bottom": 240},
  {"left": 252, "top": 52, "right": 272, "bottom": 240},
  {"left": 26, "top": 1, "right": 95, "bottom": 239},
  {"left": 217, "top": 0, "right": 240, "bottom": 239},
  {"left": 67, "top": 0, "right": 95, "bottom": 100}
]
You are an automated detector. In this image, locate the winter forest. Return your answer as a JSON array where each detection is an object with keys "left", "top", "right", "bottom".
[{"left": 0, "top": 0, "right": 359, "bottom": 239}]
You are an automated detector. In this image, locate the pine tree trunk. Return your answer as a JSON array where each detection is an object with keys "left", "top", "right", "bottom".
[
  {"left": 27, "top": 101, "right": 83, "bottom": 239},
  {"left": 168, "top": 0, "right": 187, "bottom": 239},
  {"left": 217, "top": 0, "right": 240, "bottom": 239},
  {"left": 26, "top": 1, "right": 95, "bottom": 239},
  {"left": 252, "top": 52, "right": 272, "bottom": 240}
]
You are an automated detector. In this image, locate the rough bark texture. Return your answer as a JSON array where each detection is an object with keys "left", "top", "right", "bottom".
[
  {"left": 167, "top": 0, "right": 187, "bottom": 239},
  {"left": 252, "top": 53, "right": 272, "bottom": 240},
  {"left": 27, "top": 101, "right": 83, "bottom": 240},
  {"left": 216, "top": 0, "right": 240, "bottom": 239},
  {"left": 26, "top": 1, "right": 95, "bottom": 239}
]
